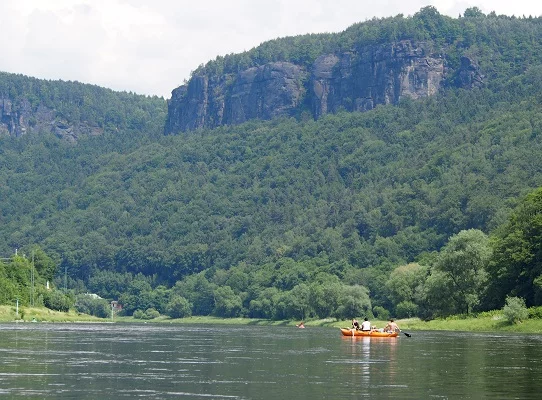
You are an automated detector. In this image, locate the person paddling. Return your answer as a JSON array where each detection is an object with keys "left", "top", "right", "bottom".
[{"left": 385, "top": 319, "right": 399, "bottom": 333}]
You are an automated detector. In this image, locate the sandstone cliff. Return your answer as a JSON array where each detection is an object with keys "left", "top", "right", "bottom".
[
  {"left": 0, "top": 96, "right": 102, "bottom": 142},
  {"left": 165, "top": 40, "right": 482, "bottom": 134}
]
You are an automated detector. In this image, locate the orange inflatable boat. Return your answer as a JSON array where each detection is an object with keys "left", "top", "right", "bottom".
[{"left": 340, "top": 328, "right": 399, "bottom": 337}]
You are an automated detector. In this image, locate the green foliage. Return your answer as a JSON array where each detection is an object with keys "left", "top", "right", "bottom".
[
  {"left": 372, "top": 306, "right": 390, "bottom": 320},
  {"left": 213, "top": 286, "right": 242, "bottom": 317},
  {"left": 0, "top": 254, "right": 45, "bottom": 306},
  {"left": 24, "top": 246, "right": 58, "bottom": 283},
  {"left": 434, "top": 229, "right": 491, "bottom": 314},
  {"left": 0, "top": 71, "right": 167, "bottom": 136},
  {"left": 248, "top": 287, "right": 280, "bottom": 319},
  {"left": 334, "top": 285, "right": 372, "bottom": 320},
  {"left": 2, "top": 64, "right": 542, "bottom": 300},
  {"left": 385, "top": 263, "right": 428, "bottom": 313},
  {"left": 74, "top": 294, "right": 110, "bottom": 318},
  {"left": 502, "top": 296, "right": 529, "bottom": 324},
  {"left": 0, "top": 271, "right": 18, "bottom": 306},
  {"left": 118, "top": 275, "right": 157, "bottom": 315},
  {"left": 485, "top": 187, "right": 542, "bottom": 308},
  {"left": 165, "top": 295, "right": 192, "bottom": 318},
  {"left": 144, "top": 308, "right": 160, "bottom": 319},
  {"left": 43, "top": 290, "right": 72, "bottom": 312},
  {"left": 87, "top": 271, "right": 133, "bottom": 299},
  {"left": 528, "top": 306, "right": 542, "bottom": 319},
  {"left": 309, "top": 278, "right": 342, "bottom": 318},
  {"left": 423, "top": 270, "right": 456, "bottom": 318},
  {"left": 395, "top": 301, "right": 419, "bottom": 318},
  {"left": 133, "top": 308, "right": 160, "bottom": 319},
  {"left": 172, "top": 273, "right": 216, "bottom": 316}
]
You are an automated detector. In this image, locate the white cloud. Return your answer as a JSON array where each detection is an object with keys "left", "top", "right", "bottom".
[{"left": 0, "top": 0, "right": 541, "bottom": 98}]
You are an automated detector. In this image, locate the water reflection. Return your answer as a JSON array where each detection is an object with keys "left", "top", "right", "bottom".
[{"left": 340, "top": 335, "right": 402, "bottom": 392}]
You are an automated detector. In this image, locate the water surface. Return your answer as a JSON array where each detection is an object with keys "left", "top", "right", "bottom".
[{"left": 0, "top": 323, "right": 540, "bottom": 399}]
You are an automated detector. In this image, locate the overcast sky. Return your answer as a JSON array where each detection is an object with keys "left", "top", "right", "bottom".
[{"left": 1, "top": 1, "right": 541, "bottom": 99}]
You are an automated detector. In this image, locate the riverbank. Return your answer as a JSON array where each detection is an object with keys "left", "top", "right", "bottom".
[
  {"left": 0, "top": 305, "right": 107, "bottom": 323},
  {"left": 1, "top": 305, "right": 541, "bottom": 334}
]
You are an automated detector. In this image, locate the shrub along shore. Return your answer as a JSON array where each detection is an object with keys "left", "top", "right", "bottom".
[{"left": 1, "top": 305, "right": 541, "bottom": 334}]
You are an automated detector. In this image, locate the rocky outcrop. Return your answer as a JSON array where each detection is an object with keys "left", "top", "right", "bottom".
[
  {"left": 312, "top": 41, "right": 446, "bottom": 117},
  {"left": 0, "top": 97, "right": 102, "bottom": 142},
  {"left": 166, "top": 62, "right": 307, "bottom": 133},
  {"left": 454, "top": 56, "right": 484, "bottom": 88},
  {"left": 226, "top": 62, "right": 306, "bottom": 124},
  {"left": 165, "top": 40, "right": 483, "bottom": 134}
]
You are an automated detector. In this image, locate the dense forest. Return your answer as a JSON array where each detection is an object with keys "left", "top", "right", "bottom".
[{"left": 1, "top": 7, "right": 542, "bottom": 321}]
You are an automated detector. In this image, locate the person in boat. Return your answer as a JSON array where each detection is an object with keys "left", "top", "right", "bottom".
[
  {"left": 360, "top": 317, "right": 371, "bottom": 331},
  {"left": 385, "top": 319, "right": 400, "bottom": 333},
  {"left": 352, "top": 318, "right": 360, "bottom": 330},
  {"left": 296, "top": 321, "right": 305, "bottom": 328}
]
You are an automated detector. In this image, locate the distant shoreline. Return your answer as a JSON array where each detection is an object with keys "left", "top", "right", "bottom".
[{"left": 1, "top": 305, "right": 541, "bottom": 334}]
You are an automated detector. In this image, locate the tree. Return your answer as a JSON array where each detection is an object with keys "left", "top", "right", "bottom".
[
  {"left": 385, "top": 263, "right": 428, "bottom": 317},
  {"left": 29, "top": 247, "right": 57, "bottom": 284},
  {"left": 43, "top": 290, "right": 72, "bottom": 312},
  {"left": 173, "top": 273, "right": 216, "bottom": 315},
  {"left": 463, "top": 7, "right": 485, "bottom": 18},
  {"left": 87, "top": 271, "right": 133, "bottom": 299},
  {"left": 502, "top": 296, "right": 529, "bottom": 324},
  {"left": 151, "top": 285, "right": 171, "bottom": 314},
  {"left": 269, "top": 290, "right": 294, "bottom": 320},
  {"left": 334, "top": 285, "right": 372, "bottom": 320},
  {"left": 248, "top": 287, "right": 279, "bottom": 319},
  {"left": 0, "top": 262, "right": 18, "bottom": 305},
  {"left": 74, "top": 294, "right": 111, "bottom": 318},
  {"left": 213, "top": 286, "right": 242, "bottom": 317},
  {"left": 434, "top": 229, "right": 491, "bottom": 314},
  {"left": 395, "top": 301, "right": 419, "bottom": 318},
  {"left": 290, "top": 283, "right": 312, "bottom": 320},
  {"left": 165, "top": 295, "right": 192, "bottom": 318},
  {"left": 309, "top": 277, "right": 342, "bottom": 318},
  {"left": 118, "top": 277, "right": 153, "bottom": 315},
  {"left": 486, "top": 188, "right": 542, "bottom": 308},
  {"left": 422, "top": 269, "right": 456, "bottom": 318}
]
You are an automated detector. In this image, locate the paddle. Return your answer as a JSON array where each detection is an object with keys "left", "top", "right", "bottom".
[{"left": 401, "top": 330, "right": 412, "bottom": 338}]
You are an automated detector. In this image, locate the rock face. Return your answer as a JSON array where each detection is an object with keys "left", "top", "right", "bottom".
[
  {"left": 0, "top": 97, "right": 103, "bottom": 142},
  {"left": 166, "top": 62, "right": 307, "bottom": 133},
  {"left": 165, "top": 40, "right": 483, "bottom": 133},
  {"left": 312, "top": 41, "right": 446, "bottom": 117},
  {"left": 227, "top": 62, "right": 306, "bottom": 125}
]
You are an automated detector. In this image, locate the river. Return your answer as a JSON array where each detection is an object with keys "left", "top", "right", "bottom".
[{"left": 0, "top": 323, "right": 540, "bottom": 399}]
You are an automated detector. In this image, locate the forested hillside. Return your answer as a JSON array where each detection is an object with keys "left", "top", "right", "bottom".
[
  {"left": 1, "top": 8, "right": 542, "bottom": 321},
  {"left": 1, "top": 71, "right": 167, "bottom": 140}
]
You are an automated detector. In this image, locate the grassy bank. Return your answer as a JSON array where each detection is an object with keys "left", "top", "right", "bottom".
[
  {"left": 394, "top": 316, "right": 542, "bottom": 334},
  {"left": 0, "top": 305, "right": 108, "bottom": 323},
  {"left": 1, "top": 306, "right": 542, "bottom": 334}
]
